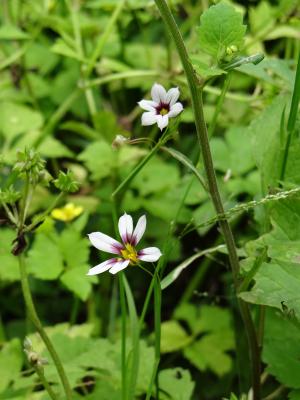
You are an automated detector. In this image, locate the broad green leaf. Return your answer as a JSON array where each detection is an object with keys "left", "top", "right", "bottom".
[
  {"left": 58, "top": 228, "right": 89, "bottom": 269},
  {"left": 0, "top": 339, "right": 23, "bottom": 392},
  {"left": 78, "top": 141, "right": 115, "bottom": 180},
  {"left": 0, "top": 229, "right": 20, "bottom": 282},
  {"left": 159, "top": 368, "right": 195, "bottom": 400},
  {"left": 60, "top": 265, "right": 95, "bottom": 301},
  {"left": 129, "top": 156, "right": 180, "bottom": 196},
  {"left": 240, "top": 260, "right": 300, "bottom": 319},
  {"left": 27, "top": 233, "right": 64, "bottom": 280},
  {"left": 175, "top": 304, "right": 234, "bottom": 336},
  {"left": 0, "top": 101, "right": 43, "bottom": 138},
  {"left": 263, "top": 309, "right": 300, "bottom": 389},
  {"left": 190, "top": 56, "right": 226, "bottom": 78},
  {"left": 175, "top": 304, "right": 234, "bottom": 376},
  {"left": 0, "top": 25, "right": 29, "bottom": 40},
  {"left": 160, "top": 321, "right": 192, "bottom": 353},
  {"left": 198, "top": 2, "right": 246, "bottom": 60},
  {"left": 289, "top": 390, "right": 300, "bottom": 400},
  {"left": 247, "top": 95, "right": 287, "bottom": 192},
  {"left": 183, "top": 331, "right": 233, "bottom": 376}
]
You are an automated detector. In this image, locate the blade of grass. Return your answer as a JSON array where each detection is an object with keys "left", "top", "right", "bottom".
[{"left": 122, "top": 274, "right": 140, "bottom": 400}]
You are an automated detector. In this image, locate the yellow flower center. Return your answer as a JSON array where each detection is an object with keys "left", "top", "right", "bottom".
[
  {"left": 159, "top": 108, "right": 169, "bottom": 116},
  {"left": 121, "top": 243, "right": 138, "bottom": 264}
]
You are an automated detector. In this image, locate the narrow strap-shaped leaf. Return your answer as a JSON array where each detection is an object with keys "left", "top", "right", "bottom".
[
  {"left": 161, "top": 244, "right": 226, "bottom": 290},
  {"left": 161, "top": 146, "right": 207, "bottom": 191}
]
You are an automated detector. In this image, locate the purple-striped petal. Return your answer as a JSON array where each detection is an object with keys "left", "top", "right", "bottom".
[
  {"left": 138, "top": 99, "right": 157, "bottom": 112},
  {"left": 109, "top": 259, "right": 130, "bottom": 275},
  {"left": 138, "top": 247, "right": 162, "bottom": 262},
  {"left": 87, "top": 258, "right": 119, "bottom": 276},
  {"left": 166, "top": 87, "right": 180, "bottom": 106},
  {"left": 88, "top": 232, "right": 123, "bottom": 254},
  {"left": 151, "top": 83, "right": 167, "bottom": 104},
  {"left": 131, "top": 215, "right": 146, "bottom": 246},
  {"left": 118, "top": 213, "right": 133, "bottom": 244}
]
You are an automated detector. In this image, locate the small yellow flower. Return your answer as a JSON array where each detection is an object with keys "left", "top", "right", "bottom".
[{"left": 51, "top": 203, "right": 83, "bottom": 222}]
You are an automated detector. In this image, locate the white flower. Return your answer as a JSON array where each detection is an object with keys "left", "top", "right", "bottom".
[
  {"left": 138, "top": 83, "right": 183, "bottom": 131},
  {"left": 87, "top": 213, "right": 162, "bottom": 275}
]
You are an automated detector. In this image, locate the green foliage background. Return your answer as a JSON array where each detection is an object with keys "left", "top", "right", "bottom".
[{"left": 0, "top": 0, "right": 299, "bottom": 399}]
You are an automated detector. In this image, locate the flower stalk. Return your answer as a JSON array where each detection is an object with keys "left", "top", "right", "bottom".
[
  {"left": 18, "top": 253, "right": 73, "bottom": 400},
  {"left": 153, "top": 0, "right": 261, "bottom": 398}
]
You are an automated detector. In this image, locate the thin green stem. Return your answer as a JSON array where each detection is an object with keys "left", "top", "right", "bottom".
[
  {"left": 208, "top": 73, "right": 231, "bottom": 138},
  {"left": 154, "top": 1, "right": 261, "bottom": 398},
  {"left": 112, "top": 130, "right": 169, "bottom": 198},
  {"left": 84, "top": 70, "right": 160, "bottom": 89},
  {"left": 24, "top": 192, "right": 64, "bottom": 233},
  {"left": 119, "top": 273, "right": 127, "bottom": 400},
  {"left": 86, "top": 0, "right": 126, "bottom": 76},
  {"left": 34, "top": 366, "right": 58, "bottom": 400},
  {"left": 34, "top": 89, "right": 81, "bottom": 148},
  {"left": 145, "top": 273, "right": 161, "bottom": 400},
  {"left": 18, "top": 254, "right": 72, "bottom": 399}
]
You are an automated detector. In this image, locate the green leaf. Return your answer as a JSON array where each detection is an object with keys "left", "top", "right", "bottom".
[
  {"left": 183, "top": 332, "right": 233, "bottom": 376},
  {"left": 131, "top": 157, "right": 180, "bottom": 196},
  {"left": 160, "top": 321, "right": 192, "bottom": 353},
  {"left": 240, "top": 260, "right": 300, "bottom": 319},
  {"left": 51, "top": 39, "right": 85, "bottom": 62},
  {"left": 247, "top": 95, "right": 287, "bottom": 191},
  {"left": 159, "top": 368, "right": 195, "bottom": 400},
  {"left": 263, "top": 309, "right": 300, "bottom": 389},
  {"left": 0, "top": 102, "right": 43, "bottom": 138},
  {"left": 58, "top": 228, "right": 89, "bottom": 269},
  {"left": 289, "top": 390, "right": 300, "bottom": 400},
  {"left": 0, "top": 25, "right": 29, "bottom": 40},
  {"left": 0, "top": 339, "right": 23, "bottom": 392},
  {"left": 161, "top": 245, "right": 225, "bottom": 290},
  {"left": 175, "top": 304, "right": 234, "bottom": 376},
  {"left": 198, "top": 1, "right": 246, "bottom": 60},
  {"left": 27, "top": 233, "right": 64, "bottom": 280},
  {"left": 60, "top": 265, "right": 95, "bottom": 301},
  {"left": 78, "top": 141, "right": 116, "bottom": 180},
  {"left": 0, "top": 229, "right": 20, "bottom": 283}
]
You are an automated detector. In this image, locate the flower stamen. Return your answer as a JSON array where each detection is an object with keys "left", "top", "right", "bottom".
[{"left": 121, "top": 243, "right": 138, "bottom": 264}]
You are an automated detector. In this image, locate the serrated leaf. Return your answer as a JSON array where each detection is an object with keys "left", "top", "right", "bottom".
[
  {"left": 263, "top": 309, "right": 300, "bottom": 389},
  {"left": 27, "top": 233, "right": 64, "bottom": 280},
  {"left": 78, "top": 141, "right": 116, "bottom": 180},
  {"left": 0, "top": 339, "right": 23, "bottom": 392},
  {"left": 240, "top": 260, "right": 300, "bottom": 319},
  {"left": 0, "top": 102, "right": 43, "bottom": 138},
  {"left": 183, "top": 332, "right": 233, "bottom": 376},
  {"left": 0, "top": 229, "right": 20, "bottom": 282},
  {"left": 159, "top": 368, "right": 195, "bottom": 400},
  {"left": 58, "top": 228, "right": 89, "bottom": 268},
  {"left": 160, "top": 321, "right": 192, "bottom": 353},
  {"left": 198, "top": 2, "right": 246, "bottom": 60},
  {"left": 60, "top": 265, "right": 95, "bottom": 301}
]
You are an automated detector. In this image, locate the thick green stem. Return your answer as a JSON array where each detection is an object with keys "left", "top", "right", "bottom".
[
  {"left": 280, "top": 52, "right": 300, "bottom": 181},
  {"left": 154, "top": 1, "right": 261, "bottom": 398},
  {"left": 18, "top": 254, "right": 73, "bottom": 399}
]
